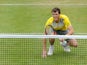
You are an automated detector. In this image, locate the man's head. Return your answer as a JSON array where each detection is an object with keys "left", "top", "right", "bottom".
[{"left": 51, "top": 7, "right": 61, "bottom": 22}]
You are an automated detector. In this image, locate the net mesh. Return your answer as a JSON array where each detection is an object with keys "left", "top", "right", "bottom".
[{"left": 0, "top": 34, "right": 87, "bottom": 65}]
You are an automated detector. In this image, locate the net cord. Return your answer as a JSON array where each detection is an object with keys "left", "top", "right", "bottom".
[{"left": 0, "top": 34, "right": 87, "bottom": 39}]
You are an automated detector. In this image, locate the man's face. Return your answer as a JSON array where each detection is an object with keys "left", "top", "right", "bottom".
[{"left": 52, "top": 11, "right": 60, "bottom": 22}]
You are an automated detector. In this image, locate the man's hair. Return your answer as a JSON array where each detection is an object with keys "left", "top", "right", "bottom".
[{"left": 51, "top": 7, "right": 61, "bottom": 14}]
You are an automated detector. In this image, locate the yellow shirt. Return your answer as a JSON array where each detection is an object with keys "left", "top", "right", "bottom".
[{"left": 45, "top": 14, "right": 71, "bottom": 30}]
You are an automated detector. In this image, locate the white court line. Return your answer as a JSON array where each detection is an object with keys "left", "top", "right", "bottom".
[
  {"left": 0, "top": 4, "right": 87, "bottom": 6},
  {"left": 0, "top": 33, "right": 87, "bottom": 35}
]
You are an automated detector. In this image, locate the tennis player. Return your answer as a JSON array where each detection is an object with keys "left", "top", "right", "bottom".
[{"left": 42, "top": 7, "right": 78, "bottom": 58}]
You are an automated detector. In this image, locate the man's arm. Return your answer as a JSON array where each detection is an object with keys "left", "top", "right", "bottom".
[
  {"left": 64, "top": 15, "right": 74, "bottom": 35},
  {"left": 66, "top": 25, "right": 74, "bottom": 35},
  {"left": 42, "top": 29, "right": 47, "bottom": 58}
]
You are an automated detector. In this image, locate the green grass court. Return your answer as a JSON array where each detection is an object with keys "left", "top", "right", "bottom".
[{"left": 0, "top": 0, "right": 87, "bottom": 65}]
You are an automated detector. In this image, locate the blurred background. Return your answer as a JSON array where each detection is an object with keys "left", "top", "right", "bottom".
[{"left": 0, "top": 0, "right": 87, "bottom": 65}]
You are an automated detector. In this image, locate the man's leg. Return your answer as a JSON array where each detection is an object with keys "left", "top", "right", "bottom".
[
  {"left": 47, "top": 32, "right": 56, "bottom": 55},
  {"left": 68, "top": 39, "right": 78, "bottom": 47},
  {"left": 45, "top": 26, "right": 56, "bottom": 55},
  {"left": 56, "top": 30, "right": 71, "bottom": 52},
  {"left": 47, "top": 38, "right": 55, "bottom": 55},
  {"left": 60, "top": 39, "right": 78, "bottom": 52},
  {"left": 60, "top": 40, "right": 71, "bottom": 52}
]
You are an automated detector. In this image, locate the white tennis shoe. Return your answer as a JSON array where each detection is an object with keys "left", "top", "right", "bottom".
[{"left": 60, "top": 41, "right": 71, "bottom": 52}]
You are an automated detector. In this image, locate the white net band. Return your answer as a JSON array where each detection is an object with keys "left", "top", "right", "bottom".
[{"left": 0, "top": 34, "right": 87, "bottom": 39}]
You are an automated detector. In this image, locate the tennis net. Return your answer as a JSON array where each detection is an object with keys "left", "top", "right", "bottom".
[{"left": 0, "top": 34, "right": 87, "bottom": 65}]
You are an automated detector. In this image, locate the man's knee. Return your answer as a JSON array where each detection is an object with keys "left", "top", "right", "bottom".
[
  {"left": 49, "top": 38, "right": 55, "bottom": 45},
  {"left": 68, "top": 39, "right": 78, "bottom": 47},
  {"left": 73, "top": 42, "right": 78, "bottom": 47}
]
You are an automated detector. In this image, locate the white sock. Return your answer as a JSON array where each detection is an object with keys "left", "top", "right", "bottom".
[
  {"left": 48, "top": 45, "right": 54, "bottom": 55},
  {"left": 49, "top": 45, "right": 54, "bottom": 49}
]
